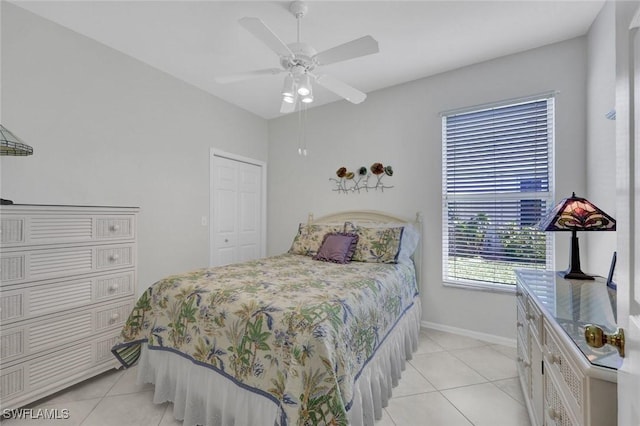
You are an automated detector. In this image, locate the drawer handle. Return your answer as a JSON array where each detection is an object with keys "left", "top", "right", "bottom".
[
  {"left": 517, "top": 322, "right": 524, "bottom": 328},
  {"left": 109, "top": 254, "right": 120, "bottom": 262},
  {"left": 527, "top": 313, "right": 536, "bottom": 320},
  {"left": 110, "top": 224, "right": 121, "bottom": 232},
  {"left": 110, "top": 313, "right": 120, "bottom": 322},
  {"left": 548, "top": 408, "right": 562, "bottom": 421},
  {"left": 516, "top": 291, "right": 523, "bottom": 297},
  {"left": 517, "top": 357, "right": 531, "bottom": 368},
  {"left": 108, "top": 283, "right": 120, "bottom": 292}
]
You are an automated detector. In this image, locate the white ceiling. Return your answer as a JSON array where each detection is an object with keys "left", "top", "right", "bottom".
[{"left": 12, "top": 0, "right": 605, "bottom": 119}]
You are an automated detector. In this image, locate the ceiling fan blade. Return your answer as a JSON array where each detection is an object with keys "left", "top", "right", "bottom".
[
  {"left": 239, "top": 17, "right": 294, "bottom": 58},
  {"left": 315, "top": 74, "right": 367, "bottom": 104},
  {"left": 314, "top": 35, "right": 379, "bottom": 66},
  {"left": 280, "top": 99, "right": 296, "bottom": 114},
  {"left": 215, "top": 68, "right": 283, "bottom": 84}
]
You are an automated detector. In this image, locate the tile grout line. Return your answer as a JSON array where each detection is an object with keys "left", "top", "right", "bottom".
[
  {"left": 438, "top": 388, "right": 477, "bottom": 426},
  {"left": 392, "top": 333, "right": 525, "bottom": 426},
  {"left": 444, "top": 343, "right": 526, "bottom": 407},
  {"left": 79, "top": 368, "right": 127, "bottom": 425},
  {"left": 438, "top": 341, "right": 492, "bottom": 426}
]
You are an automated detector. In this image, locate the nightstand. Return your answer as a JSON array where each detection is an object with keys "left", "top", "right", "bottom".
[{"left": 516, "top": 269, "right": 620, "bottom": 426}]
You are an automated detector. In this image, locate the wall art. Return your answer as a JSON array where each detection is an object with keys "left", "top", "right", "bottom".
[{"left": 330, "top": 162, "right": 393, "bottom": 193}]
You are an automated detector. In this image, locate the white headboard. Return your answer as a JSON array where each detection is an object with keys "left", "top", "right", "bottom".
[{"left": 308, "top": 210, "right": 424, "bottom": 291}]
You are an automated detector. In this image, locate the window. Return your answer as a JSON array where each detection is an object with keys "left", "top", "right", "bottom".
[{"left": 442, "top": 95, "right": 555, "bottom": 289}]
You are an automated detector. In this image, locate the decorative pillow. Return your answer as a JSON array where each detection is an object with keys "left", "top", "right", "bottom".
[
  {"left": 397, "top": 223, "right": 420, "bottom": 265},
  {"left": 289, "top": 223, "right": 345, "bottom": 256},
  {"left": 345, "top": 222, "right": 404, "bottom": 263},
  {"left": 313, "top": 232, "right": 359, "bottom": 264}
]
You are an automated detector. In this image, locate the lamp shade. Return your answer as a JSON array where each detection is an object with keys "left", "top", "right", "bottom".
[
  {"left": 0, "top": 125, "right": 33, "bottom": 156},
  {"left": 537, "top": 192, "right": 616, "bottom": 232},
  {"left": 538, "top": 192, "right": 616, "bottom": 280}
]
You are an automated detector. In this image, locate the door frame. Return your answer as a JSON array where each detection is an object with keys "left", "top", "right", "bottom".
[
  {"left": 616, "top": 4, "right": 640, "bottom": 425},
  {"left": 209, "top": 148, "right": 267, "bottom": 267}
]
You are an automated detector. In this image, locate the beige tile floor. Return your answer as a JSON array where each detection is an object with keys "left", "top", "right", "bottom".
[{"left": 2, "top": 329, "right": 530, "bottom": 426}]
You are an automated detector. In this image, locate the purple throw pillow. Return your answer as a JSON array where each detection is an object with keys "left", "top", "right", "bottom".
[{"left": 313, "top": 233, "right": 359, "bottom": 264}]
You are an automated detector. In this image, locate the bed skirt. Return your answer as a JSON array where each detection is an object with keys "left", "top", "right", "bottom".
[{"left": 135, "top": 297, "right": 421, "bottom": 426}]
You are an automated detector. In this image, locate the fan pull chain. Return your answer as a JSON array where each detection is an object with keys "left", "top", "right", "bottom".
[
  {"left": 302, "top": 103, "right": 308, "bottom": 156},
  {"left": 297, "top": 102, "right": 308, "bottom": 156},
  {"left": 297, "top": 105, "right": 303, "bottom": 156}
]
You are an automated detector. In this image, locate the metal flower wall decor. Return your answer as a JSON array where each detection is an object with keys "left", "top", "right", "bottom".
[{"left": 330, "top": 162, "right": 393, "bottom": 193}]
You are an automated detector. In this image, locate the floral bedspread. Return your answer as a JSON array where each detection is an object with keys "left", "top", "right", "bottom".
[{"left": 112, "top": 254, "right": 418, "bottom": 426}]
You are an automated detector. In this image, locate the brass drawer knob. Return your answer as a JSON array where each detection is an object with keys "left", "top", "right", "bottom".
[{"left": 584, "top": 324, "right": 625, "bottom": 357}]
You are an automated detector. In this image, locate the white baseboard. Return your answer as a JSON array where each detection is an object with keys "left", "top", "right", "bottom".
[{"left": 420, "top": 320, "right": 516, "bottom": 348}]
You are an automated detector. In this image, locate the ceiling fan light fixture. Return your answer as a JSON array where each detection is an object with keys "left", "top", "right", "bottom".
[
  {"left": 297, "top": 74, "right": 311, "bottom": 96},
  {"left": 281, "top": 74, "right": 296, "bottom": 98},
  {"left": 301, "top": 89, "right": 313, "bottom": 103},
  {"left": 301, "top": 78, "right": 313, "bottom": 103},
  {"left": 297, "top": 86, "right": 310, "bottom": 96},
  {"left": 283, "top": 94, "right": 297, "bottom": 104}
]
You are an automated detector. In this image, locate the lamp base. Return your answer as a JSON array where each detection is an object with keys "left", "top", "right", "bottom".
[
  {"left": 562, "top": 270, "right": 595, "bottom": 280},
  {"left": 561, "top": 231, "right": 595, "bottom": 280}
]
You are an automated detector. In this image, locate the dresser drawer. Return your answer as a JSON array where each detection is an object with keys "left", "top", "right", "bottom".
[
  {"left": 527, "top": 296, "right": 543, "bottom": 343},
  {"left": 1, "top": 243, "right": 136, "bottom": 285},
  {"left": 516, "top": 332, "right": 531, "bottom": 399},
  {"left": 1, "top": 300, "right": 133, "bottom": 364},
  {"left": 96, "top": 245, "right": 135, "bottom": 270},
  {"left": 95, "top": 303, "right": 131, "bottom": 332},
  {"left": 0, "top": 332, "right": 120, "bottom": 409},
  {"left": 95, "top": 216, "right": 135, "bottom": 240},
  {"left": 544, "top": 323, "right": 584, "bottom": 416},
  {"left": 0, "top": 271, "right": 135, "bottom": 325},
  {"left": 517, "top": 298, "right": 529, "bottom": 349},
  {"left": 1, "top": 211, "right": 136, "bottom": 247},
  {"left": 544, "top": 370, "right": 578, "bottom": 426}
]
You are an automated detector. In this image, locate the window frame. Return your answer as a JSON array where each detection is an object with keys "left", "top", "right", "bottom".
[{"left": 441, "top": 94, "right": 556, "bottom": 293}]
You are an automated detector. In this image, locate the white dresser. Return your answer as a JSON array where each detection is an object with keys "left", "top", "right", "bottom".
[
  {"left": 0, "top": 204, "right": 139, "bottom": 410},
  {"left": 516, "top": 270, "right": 620, "bottom": 426}
]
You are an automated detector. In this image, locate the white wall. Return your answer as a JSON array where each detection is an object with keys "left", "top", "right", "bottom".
[
  {"left": 268, "top": 37, "right": 588, "bottom": 341},
  {"left": 0, "top": 3, "right": 269, "bottom": 292},
  {"left": 585, "top": 0, "right": 618, "bottom": 277}
]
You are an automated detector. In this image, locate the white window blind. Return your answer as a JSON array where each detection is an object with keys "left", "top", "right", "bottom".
[{"left": 442, "top": 96, "right": 555, "bottom": 288}]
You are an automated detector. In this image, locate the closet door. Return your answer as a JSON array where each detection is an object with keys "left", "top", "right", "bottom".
[{"left": 211, "top": 154, "right": 264, "bottom": 267}]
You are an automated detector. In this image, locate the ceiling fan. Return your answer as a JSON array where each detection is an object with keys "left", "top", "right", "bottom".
[{"left": 215, "top": 1, "right": 379, "bottom": 114}]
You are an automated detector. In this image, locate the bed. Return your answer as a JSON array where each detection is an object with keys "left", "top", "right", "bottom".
[{"left": 112, "top": 210, "right": 423, "bottom": 426}]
